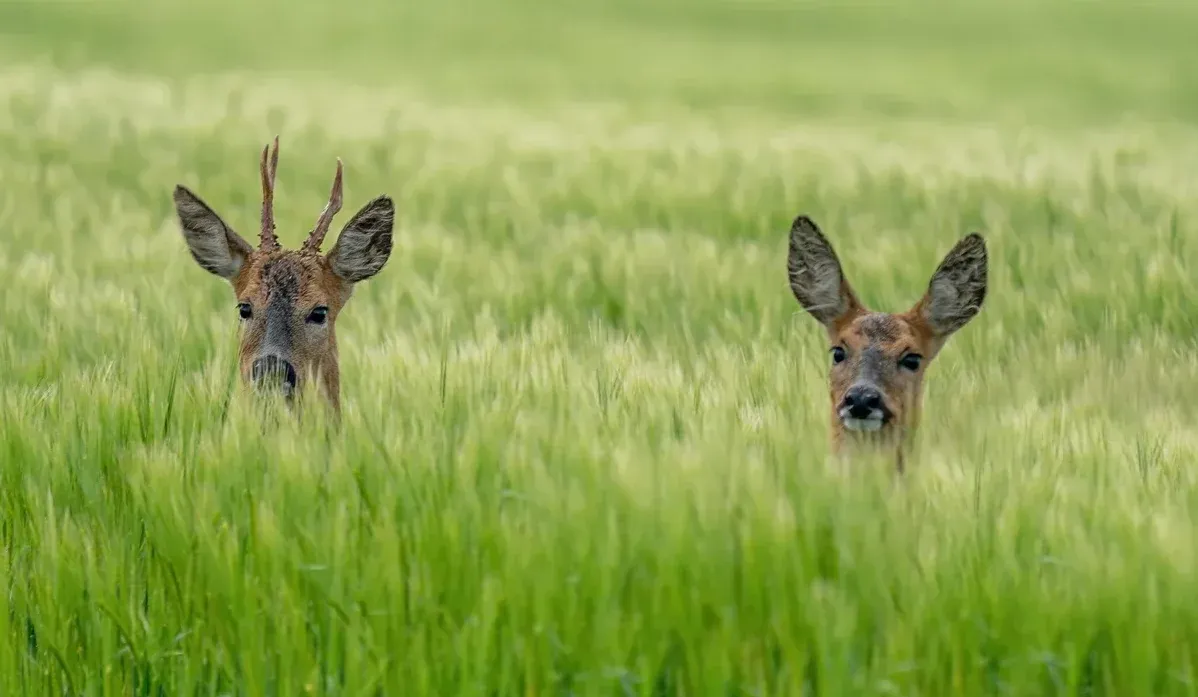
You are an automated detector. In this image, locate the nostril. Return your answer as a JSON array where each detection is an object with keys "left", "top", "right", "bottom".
[
  {"left": 843, "top": 386, "right": 884, "bottom": 419},
  {"left": 251, "top": 356, "right": 297, "bottom": 389},
  {"left": 251, "top": 356, "right": 280, "bottom": 382}
]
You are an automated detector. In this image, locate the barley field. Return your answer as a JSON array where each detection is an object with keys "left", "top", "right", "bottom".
[{"left": 1, "top": 0, "right": 1197, "bottom": 694}]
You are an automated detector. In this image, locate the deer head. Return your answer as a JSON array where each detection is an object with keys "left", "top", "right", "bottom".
[
  {"left": 172, "top": 136, "right": 394, "bottom": 412},
  {"left": 786, "top": 215, "right": 987, "bottom": 470}
]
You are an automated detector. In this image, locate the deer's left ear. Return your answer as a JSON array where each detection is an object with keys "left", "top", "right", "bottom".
[
  {"left": 173, "top": 185, "right": 254, "bottom": 281},
  {"left": 326, "top": 196, "right": 395, "bottom": 283},
  {"left": 787, "top": 215, "right": 864, "bottom": 329},
  {"left": 912, "top": 233, "right": 988, "bottom": 338}
]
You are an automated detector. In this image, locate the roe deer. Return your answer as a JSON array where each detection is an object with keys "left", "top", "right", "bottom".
[
  {"left": 786, "top": 215, "right": 987, "bottom": 471},
  {"left": 172, "top": 136, "right": 394, "bottom": 413}
]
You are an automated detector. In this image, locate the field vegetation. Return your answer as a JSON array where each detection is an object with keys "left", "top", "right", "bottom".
[{"left": 1, "top": 0, "right": 1197, "bottom": 693}]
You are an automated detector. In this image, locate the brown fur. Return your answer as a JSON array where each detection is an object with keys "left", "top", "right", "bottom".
[
  {"left": 173, "top": 137, "right": 395, "bottom": 414},
  {"left": 231, "top": 251, "right": 352, "bottom": 410},
  {"left": 787, "top": 215, "right": 988, "bottom": 471}
]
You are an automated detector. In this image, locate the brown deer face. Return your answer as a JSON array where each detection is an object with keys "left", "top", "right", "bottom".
[
  {"left": 786, "top": 216, "right": 987, "bottom": 466},
  {"left": 173, "top": 137, "right": 394, "bottom": 411}
]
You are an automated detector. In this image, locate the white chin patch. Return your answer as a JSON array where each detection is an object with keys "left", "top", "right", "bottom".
[{"left": 841, "top": 416, "right": 884, "bottom": 432}]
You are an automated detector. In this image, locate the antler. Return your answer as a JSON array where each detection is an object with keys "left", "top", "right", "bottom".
[
  {"left": 259, "top": 135, "right": 281, "bottom": 251},
  {"left": 302, "top": 158, "right": 343, "bottom": 253}
]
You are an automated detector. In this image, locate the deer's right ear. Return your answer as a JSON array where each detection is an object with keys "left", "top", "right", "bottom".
[
  {"left": 327, "top": 195, "right": 395, "bottom": 283},
  {"left": 787, "top": 215, "right": 861, "bottom": 328},
  {"left": 173, "top": 185, "right": 254, "bottom": 281},
  {"left": 912, "top": 232, "right": 988, "bottom": 338}
]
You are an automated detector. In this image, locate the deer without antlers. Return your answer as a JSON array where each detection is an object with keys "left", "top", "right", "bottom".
[
  {"left": 173, "top": 136, "right": 395, "bottom": 412},
  {"left": 786, "top": 216, "right": 988, "bottom": 471}
]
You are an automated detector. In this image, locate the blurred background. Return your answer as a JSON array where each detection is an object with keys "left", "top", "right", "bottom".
[{"left": 3, "top": 0, "right": 1194, "bottom": 125}]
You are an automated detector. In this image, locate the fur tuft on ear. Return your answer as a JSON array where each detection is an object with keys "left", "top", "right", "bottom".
[
  {"left": 326, "top": 195, "right": 395, "bottom": 283},
  {"left": 915, "top": 233, "right": 988, "bottom": 337},
  {"left": 173, "top": 185, "right": 253, "bottom": 281},
  {"left": 786, "top": 215, "right": 862, "bottom": 327}
]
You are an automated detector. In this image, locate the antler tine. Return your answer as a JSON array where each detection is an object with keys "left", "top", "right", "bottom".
[
  {"left": 303, "top": 158, "right": 344, "bottom": 253},
  {"left": 259, "top": 135, "right": 281, "bottom": 251}
]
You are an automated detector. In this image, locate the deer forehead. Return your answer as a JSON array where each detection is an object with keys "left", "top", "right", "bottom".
[
  {"left": 835, "top": 313, "right": 926, "bottom": 354},
  {"left": 234, "top": 252, "right": 343, "bottom": 307}
]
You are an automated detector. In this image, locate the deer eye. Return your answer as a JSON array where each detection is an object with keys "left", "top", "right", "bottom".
[
  {"left": 900, "top": 353, "right": 922, "bottom": 371},
  {"left": 306, "top": 306, "right": 329, "bottom": 325},
  {"left": 237, "top": 303, "right": 252, "bottom": 320},
  {"left": 830, "top": 346, "right": 846, "bottom": 364}
]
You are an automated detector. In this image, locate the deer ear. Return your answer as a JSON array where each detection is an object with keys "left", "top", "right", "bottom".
[
  {"left": 173, "top": 185, "right": 253, "bottom": 281},
  {"left": 327, "top": 195, "right": 395, "bottom": 283},
  {"left": 787, "top": 215, "right": 862, "bottom": 328},
  {"left": 913, "top": 233, "right": 988, "bottom": 337}
]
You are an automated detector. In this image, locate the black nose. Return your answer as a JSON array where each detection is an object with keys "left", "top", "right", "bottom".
[
  {"left": 251, "top": 356, "right": 297, "bottom": 391},
  {"left": 841, "top": 385, "right": 884, "bottom": 419}
]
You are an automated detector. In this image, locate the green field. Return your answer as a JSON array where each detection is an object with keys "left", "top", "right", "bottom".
[{"left": 2, "top": 0, "right": 1197, "bottom": 693}]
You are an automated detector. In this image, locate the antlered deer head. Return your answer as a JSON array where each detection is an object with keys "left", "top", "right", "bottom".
[
  {"left": 787, "top": 215, "right": 987, "bottom": 471},
  {"left": 173, "top": 136, "right": 394, "bottom": 412}
]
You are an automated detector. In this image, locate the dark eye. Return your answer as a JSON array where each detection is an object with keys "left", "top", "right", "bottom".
[
  {"left": 307, "top": 306, "right": 329, "bottom": 325},
  {"left": 237, "top": 303, "right": 252, "bottom": 320},
  {"left": 830, "top": 346, "right": 846, "bottom": 364},
  {"left": 900, "top": 353, "right": 923, "bottom": 371}
]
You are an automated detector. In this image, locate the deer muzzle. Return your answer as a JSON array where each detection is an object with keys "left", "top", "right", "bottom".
[
  {"left": 838, "top": 383, "right": 891, "bottom": 432},
  {"left": 251, "top": 355, "right": 298, "bottom": 397}
]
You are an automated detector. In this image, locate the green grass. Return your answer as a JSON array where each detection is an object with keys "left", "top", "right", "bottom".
[{"left": 2, "top": 0, "right": 1198, "bottom": 693}]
